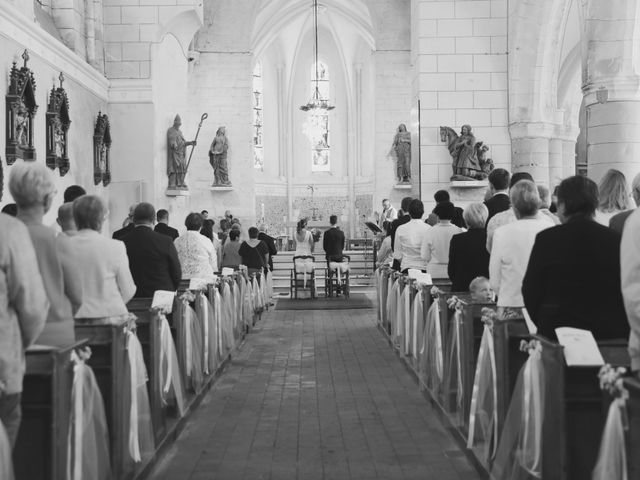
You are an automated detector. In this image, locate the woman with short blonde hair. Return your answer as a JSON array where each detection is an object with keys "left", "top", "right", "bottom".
[
  {"left": 71, "top": 195, "right": 137, "bottom": 320},
  {"left": 9, "top": 162, "right": 82, "bottom": 346}
]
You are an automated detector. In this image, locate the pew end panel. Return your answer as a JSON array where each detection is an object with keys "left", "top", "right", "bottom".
[
  {"left": 563, "top": 339, "right": 629, "bottom": 480},
  {"left": 624, "top": 377, "right": 640, "bottom": 478},
  {"left": 13, "top": 340, "right": 89, "bottom": 480}
]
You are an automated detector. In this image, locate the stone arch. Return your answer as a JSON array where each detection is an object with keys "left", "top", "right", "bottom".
[
  {"left": 157, "top": 7, "right": 204, "bottom": 59},
  {"left": 508, "top": 0, "right": 573, "bottom": 124}
]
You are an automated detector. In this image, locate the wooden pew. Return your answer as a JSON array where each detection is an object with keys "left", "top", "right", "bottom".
[
  {"left": 492, "top": 316, "right": 530, "bottom": 434},
  {"left": 561, "top": 339, "right": 629, "bottom": 479},
  {"left": 442, "top": 299, "right": 496, "bottom": 432},
  {"left": 74, "top": 317, "right": 132, "bottom": 479},
  {"left": 13, "top": 340, "right": 88, "bottom": 480},
  {"left": 623, "top": 377, "right": 640, "bottom": 478},
  {"left": 493, "top": 334, "right": 629, "bottom": 479},
  {"left": 126, "top": 298, "right": 172, "bottom": 445}
]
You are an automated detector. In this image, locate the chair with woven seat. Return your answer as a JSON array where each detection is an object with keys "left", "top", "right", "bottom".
[
  {"left": 325, "top": 255, "right": 350, "bottom": 298},
  {"left": 290, "top": 255, "right": 316, "bottom": 299}
]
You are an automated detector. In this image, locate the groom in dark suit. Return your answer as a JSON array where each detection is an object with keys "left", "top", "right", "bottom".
[{"left": 323, "top": 215, "right": 345, "bottom": 265}]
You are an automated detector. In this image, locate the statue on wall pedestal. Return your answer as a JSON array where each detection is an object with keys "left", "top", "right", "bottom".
[
  {"left": 391, "top": 123, "right": 411, "bottom": 183},
  {"left": 5, "top": 50, "right": 38, "bottom": 164},
  {"left": 93, "top": 112, "right": 111, "bottom": 186},
  {"left": 440, "top": 124, "right": 494, "bottom": 181},
  {"left": 167, "top": 114, "right": 196, "bottom": 190},
  {"left": 46, "top": 72, "right": 71, "bottom": 176},
  {"left": 209, "top": 126, "right": 231, "bottom": 186}
]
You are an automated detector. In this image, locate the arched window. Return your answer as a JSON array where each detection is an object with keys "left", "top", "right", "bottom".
[
  {"left": 308, "top": 60, "right": 330, "bottom": 171},
  {"left": 252, "top": 62, "right": 263, "bottom": 170}
]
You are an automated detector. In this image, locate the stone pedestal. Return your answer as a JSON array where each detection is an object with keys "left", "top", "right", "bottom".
[
  {"left": 166, "top": 189, "right": 191, "bottom": 197},
  {"left": 209, "top": 186, "right": 234, "bottom": 192}
]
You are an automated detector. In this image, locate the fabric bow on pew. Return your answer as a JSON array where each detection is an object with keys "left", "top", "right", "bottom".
[
  {"left": 467, "top": 308, "right": 499, "bottom": 463},
  {"left": 126, "top": 328, "right": 155, "bottom": 463},
  {"left": 67, "top": 347, "right": 111, "bottom": 480},
  {"left": 156, "top": 311, "right": 186, "bottom": 416},
  {"left": 0, "top": 380, "right": 14, "bottom": 480},
  {"left": 178, "top": 291, "right": 205, "bottom": 392},
  {"left": 491, "top": 339, "right": 546, "bottom": 480},
  {"left": 419, "top": 294, "right": 443, "bottom": 394},
  {"left": 593, "top": 365, "right": 629, "bottom": 480}
]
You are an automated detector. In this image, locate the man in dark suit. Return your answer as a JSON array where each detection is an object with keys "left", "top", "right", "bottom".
[
  {"left": 388, "top": 196, "right": 413, "bottom": 270},
  {"left": 429, "top": 190, "right": 465, "bottom": 228},
  {"left": 112, "top": 203, "right": 137, "bottom": 240},
  {"left": 121, "top": 203, "right": 182, "bottom": 298},
  {"left": 522, "top": 176, "right": 629, "bottom": 340},
  {"left": 484, "top": 168, "right": 511, "bottom": 222},
  {"left": 323, "top": 215, "right": 346, "bottom": 264},
  {"left": 258, "top": 224, "right": 278, "bottom": 271},
  {"left": 154, "top": 209, "right": 179, "bottom": 240},
  {"left": 389, "top": 196, "right": 413, "bottom": 250}
]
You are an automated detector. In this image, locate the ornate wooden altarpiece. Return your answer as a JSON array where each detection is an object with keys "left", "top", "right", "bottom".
[
  {"left": 5, "top": 50, "right": 38, "bottom": 164},
  {"left": 46, "top": 72, "right": 71, "bottom": 175},
  {"left": 93, "top": 112, "right": 111, "bottom": 186}
]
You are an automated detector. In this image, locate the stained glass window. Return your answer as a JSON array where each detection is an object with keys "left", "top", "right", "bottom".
[{"left": 253, "top": 62, "right": 263, "bottom": 170}]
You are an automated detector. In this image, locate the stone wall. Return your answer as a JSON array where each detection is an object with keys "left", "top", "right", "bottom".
[
  {"left": 412, "top": 0, "right": 509, "bottom": 210},
  {"left": 0, "top": 2, "right": 109, "bottom": 224}
]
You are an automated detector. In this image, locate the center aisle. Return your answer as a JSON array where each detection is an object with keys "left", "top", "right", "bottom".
[{"left": 148, "top": 302, "right": 481, "bottom": 480}]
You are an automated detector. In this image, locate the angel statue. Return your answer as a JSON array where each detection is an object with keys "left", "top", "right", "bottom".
[{"left": 439, "top": 124, "right": 494, "bottom": 181}]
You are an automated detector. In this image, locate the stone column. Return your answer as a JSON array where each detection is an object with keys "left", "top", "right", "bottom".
[
  {"left": 509, "top": 122, "right": 557, "bottom": 186},
  {"left": 580, "top": 0, "right": 640, "bottom": 182},
  {"left": 548, "top": 137, "right": 563, "bottom": 186},
  {"left": 561, "top": 138, "right": 576, "bottom": 178}
]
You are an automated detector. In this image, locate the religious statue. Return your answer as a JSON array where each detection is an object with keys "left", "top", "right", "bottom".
[
  {"left": 6, "top": 50, "right": 38, "bottom": 164},
  {"left": 167, "top": 114, "right": 196, "bottom": 190},
  {"left": 93, "top": 111, "right": 112, "bottom": 186},
  {"left": 440, "top": 124, "right": 494, "bottom": 181},
  {"left": 52, "top": 117, "right": 65, "bottom": 158},
  {"left": 209, "top": 126, "right": 231, "bottom": 186},
  {"left": 391, "top": 124, "right": 411, "bottom": 183},
  {"left": 45, "top": 72, "right": 71, "bottom": 175},
  {"left": 15, "top": 102, "right": 28, "bottom": 147}
]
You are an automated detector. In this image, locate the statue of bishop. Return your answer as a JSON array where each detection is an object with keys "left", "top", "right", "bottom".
[{"left": 167, "top": 114, "right": 196, "bottom": 190}]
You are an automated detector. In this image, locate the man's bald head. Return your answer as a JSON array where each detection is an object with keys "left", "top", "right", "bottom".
[{"left": 57, "top": 202, "right": 76, "bottom": 233}]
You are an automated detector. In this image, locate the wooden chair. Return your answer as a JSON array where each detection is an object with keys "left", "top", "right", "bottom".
[
  {"left": 290, "top": 255, "right": 316, "bottom": 299},
  {"left": 325, "top": 255, "right": 351, "bottom": 298}
]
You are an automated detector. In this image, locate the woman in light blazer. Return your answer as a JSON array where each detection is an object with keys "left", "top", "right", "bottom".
[{"left": 70, "top": 195, "right": 136, "bottom": 319}]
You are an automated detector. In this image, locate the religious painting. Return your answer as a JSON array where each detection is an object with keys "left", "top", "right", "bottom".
[
  {"left": 93, "top": 112, "right": 112, "bottom": 186},
  {"left": 5, "top": 50, "right": 38, "bottom": 164},
  {"left": 46, "top": 73, "right": 71, "bottom": 176}
]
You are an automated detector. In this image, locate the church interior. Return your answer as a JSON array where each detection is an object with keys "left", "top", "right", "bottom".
[{"left": 1, "top": 0, "right": 640, "bottom": 479}]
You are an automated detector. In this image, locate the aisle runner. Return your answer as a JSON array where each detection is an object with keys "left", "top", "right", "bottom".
[{"left": 275, "top": 293, "right": 373, "bottom": 311}]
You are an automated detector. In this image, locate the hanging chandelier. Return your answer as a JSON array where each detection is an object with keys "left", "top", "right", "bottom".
[{"left": 299, "top": 0, "right": 335, "bottom": 112}]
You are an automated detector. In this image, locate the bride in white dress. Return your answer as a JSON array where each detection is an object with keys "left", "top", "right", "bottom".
[{"left": 294, "top": 218, "right": 315, "bottom": 287}]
